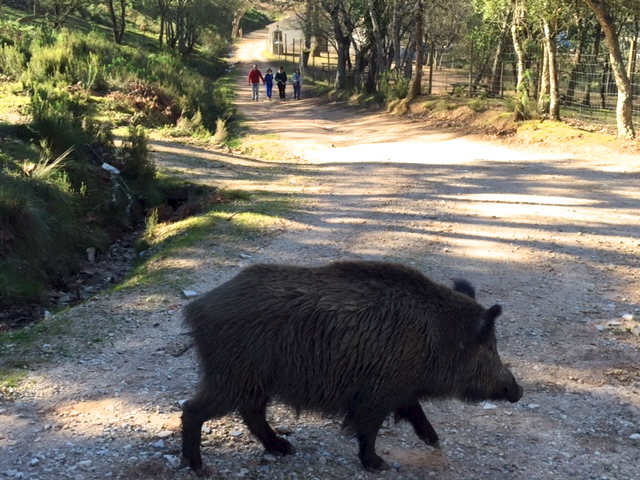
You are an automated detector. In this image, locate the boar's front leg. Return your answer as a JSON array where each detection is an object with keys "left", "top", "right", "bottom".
[
  {"left": 394, "top": 401, "right": 440, "bottom": 448},
  {"left": 352, "top": 408, "right": 390, "bottom": 471},
  {"left": 239, "top": 400, "right": 296, "bottom": 456}
]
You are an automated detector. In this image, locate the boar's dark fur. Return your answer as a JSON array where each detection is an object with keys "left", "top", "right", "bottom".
[{"left": 181, "top": 261, "right": 523, "bottom": 474}]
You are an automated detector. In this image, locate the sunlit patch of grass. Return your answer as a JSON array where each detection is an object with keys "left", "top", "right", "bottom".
[
  {"left": 0, "top": 81, "right": 29, "bottom": 115},
  {"left": 0, "top": 367, "right": 27, "bottom": 392},
  {"left": 236, "top": 133, "right": 294, "bottom": 161},
  {"left": 116, "top": 190, "right": 296, "bottom": 289},
  {"left": 516, "top": 119, "right": 616, "bottom": 146}
]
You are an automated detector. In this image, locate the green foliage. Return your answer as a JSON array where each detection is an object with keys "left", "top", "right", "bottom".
[
  {"left": 0, "top": 165, "right": 86, "bottom": 305},
  {"left": 115, "top": 125, "right": 156, "bottom": 185},
  {"left": 0, "top": 43, "right": 26, "bottom": 77},
  {"left": 0, "top": 3, "right": 236, "bottom": 310},
  {"left": 212, "top": 117, "right": 229, "bottom": 144},
  {"left": 468, "top": 97, "right": 488, "bottom": 112},
  {"left": 29, "top": 84, "right": 89, "bottom": 155},
  {"left": 135, "top": 208, "right": 159, "bottom": 254},
  {"left": 173, "top": 109, "right": 211, "bottom": 138},
  {"left": 240, "top": 8, "right": 272, "bottom": 34},
  {"left": 514, "top": 69, "right": 537, "bottom": 121},
  {"left": 378, "top": 72, "right": 410, "bottom": 101}
]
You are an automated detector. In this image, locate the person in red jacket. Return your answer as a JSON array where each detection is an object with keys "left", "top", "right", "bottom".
[{"left": 247, "top": 65, "right": 265, "bottom": 101}]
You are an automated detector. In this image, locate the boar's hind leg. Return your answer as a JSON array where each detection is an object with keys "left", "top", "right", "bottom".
[
  {"left": 394, "top": 402, "right": 440, "bottom": 448},
  {"left": 353, "top": 409, "right": 390, "bottom": 471},
  {"left": 239, "top": 401, "right": 296, "bottom": 456},
  {"left": 181, "top": 395, "right": 232, "bottom": 475}
]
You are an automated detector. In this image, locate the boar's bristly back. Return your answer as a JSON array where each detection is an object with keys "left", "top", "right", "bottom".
[{"left": 182, "top": 261, "right": 488, "bottom": 410}]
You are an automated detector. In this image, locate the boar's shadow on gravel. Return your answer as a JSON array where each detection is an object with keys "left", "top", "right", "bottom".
[{"left": 180, "top": 260, "right": 523, "bottom": 474}]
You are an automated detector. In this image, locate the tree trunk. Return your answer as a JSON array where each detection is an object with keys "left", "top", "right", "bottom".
[
  {"left": 538, "top": 40, "right": 549, "bottom": 114},
  {"left": 584, "top": 23, "right": 602, "bottom": 107},
  {"left": 367, "top": 0, "right": 385, "bottom": 78},
  {"left": 542, "top": 17, "right": 560, "bottom": 120},
  {"left": 566, "top": 17, "right": 587, "bottom": 104},
  {"left": 391, "top": 0, "right": 402, "bottom": 73},
  {"left": 489, "top": 10, "right": 512, "bottom": 95},
  {"left": 364, "top": 42, "right": 378, "bottom": 94},
  {"left": 511, "top": 0, "right": 529, "bottom": 120},
  {"left": 583, "top": 0, "right": 635, "bottom": 138},
  {"left": 426, "top": 39, "right": 434, "bottom": 95},
  {"left": 409, "top": 0, "right": 424, "bottom": 100},
  {"left": 627, "top": 19, "right": 638, "bottom": 80},
  {"left": 403, "top": 37, "right": 415, "bottom": 79},
  {"left": 107, "top": 0, "right": 126, "bottom": 45},
  {"left": 231, "top": 8, "right": 248, "bottom": 40}
]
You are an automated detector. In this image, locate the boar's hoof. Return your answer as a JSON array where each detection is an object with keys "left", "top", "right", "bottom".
[
  {"left": 265, "top": 437, "right": 296, "bottom": 456},
  {"left": 363, "top": 456, "right": 390, "bottom": 472},
  {"left": 418, "top": 430, "right": 440, "bottom": 448},
  {"left": 180, "top": 457, "right": 205, "bottom": 477},
  {"left": 427, "top": 439, "right": 441, "bottom": 449}
]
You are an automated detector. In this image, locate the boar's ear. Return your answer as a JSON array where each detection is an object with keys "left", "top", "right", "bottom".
[
  {"left": 453, "top": 279, "right": 475, "bottom": 298},
  {"left": 476, "top": 304, "right": 502, "bottom": 344}
]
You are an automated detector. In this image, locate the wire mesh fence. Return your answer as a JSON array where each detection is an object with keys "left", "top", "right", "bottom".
[{"left": 435, "top": 52, "right": 640, "bottom": 128}]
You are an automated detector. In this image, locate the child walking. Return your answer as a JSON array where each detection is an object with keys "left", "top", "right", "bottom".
[{"left": 264, "top": 68, "right": 274, "bottom": 100}]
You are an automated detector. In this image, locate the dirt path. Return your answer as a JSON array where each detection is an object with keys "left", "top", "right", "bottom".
[{"left": 1, "top": 31, "right": 640, "bottom": 480}]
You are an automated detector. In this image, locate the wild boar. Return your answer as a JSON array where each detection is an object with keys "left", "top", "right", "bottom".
[{"left": 181, "top": 261, "right": 523, "bottom": 474}]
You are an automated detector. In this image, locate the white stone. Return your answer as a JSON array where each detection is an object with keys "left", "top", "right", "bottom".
[
  {"left": 629, "top": 433, "right": 640, "bottom": 440},
  {"left": 102, "top": 162, "right": 120, "bottom": 175},
  {"left": 163, "top": 454, "right": 181, "bottom": 468},
  {"left": 483, "top": 402, "right": 497, "bottom": 409},
  {"left": 182, "top": 290, "right": 198, "bottom": 299}
]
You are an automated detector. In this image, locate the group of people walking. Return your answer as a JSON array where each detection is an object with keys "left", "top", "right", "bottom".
[{"left": 248, "top": 64, "right": 303, "bottom": 102}]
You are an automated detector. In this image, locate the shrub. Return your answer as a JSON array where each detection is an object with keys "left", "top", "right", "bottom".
[
  {"left": 0, "top": 43, "right": 26, "bottom": 77},
  {"left": 29, "top": 83, "right": 89, "bottom": 155},
  {"left": 212, "top": 117, "right": 229, "bottom": 144},
  {"left": 468, "top": 98, "right": 488, "bottom": 113},
  {"left": 0, "top": 165, "right": 86, "bottom": 305},
  {"left": 378, "top": 72, "right": 410, "bottom": 101}
]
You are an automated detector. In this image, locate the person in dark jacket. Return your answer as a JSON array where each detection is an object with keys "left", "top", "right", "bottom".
[{"left": 274, "top": 66, "right": 287, "bottom": 100}]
